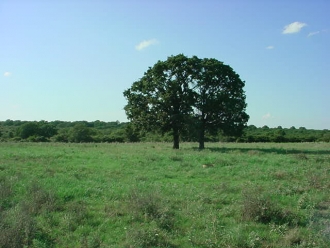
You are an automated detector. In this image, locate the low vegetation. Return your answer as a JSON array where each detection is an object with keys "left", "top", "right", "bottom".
[
  {"left": 0, "top": 142, "right": 329, "bottom": 247},
  {"left": 1, "top": 120, "right": 330, "bottom": 144}
]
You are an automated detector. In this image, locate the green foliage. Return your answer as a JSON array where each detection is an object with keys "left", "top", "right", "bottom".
[
  {"left": 124, "top": 123, "right": 140, "bottom": 142},
  {"left": 38, "top": 121, "right": 57, "bottom": 138},
  {"left": 18, "top": 121, "right": 57, "bottom": 141},
  {"left": 241, "top": 125, "right": 330, "bottom": 143},
  {"left": 0, "top": 119, "right": 329, "bottom": 144},
  {"left": 124, "top": 54, "right": 196, "bottom": 149},
  {"left": 242, "top": 186, "right": 304, "bottom": 226},
  {"left": 52, "top": 128, "right": 71, "bottom": 142},
  {"left": 128, "top": 188, "right": 176, "bottom": 231},
  {"left": 125, "top": 222, "right": 175, "bottom": 247},
  {"left": 192, "top": 57, "right": 249, "bottom": 149},
  {"left": 0, "top": 181, "right": 57, "bottom": 247},
  {"left": 68, "top": 124, "right": 94, "bottom": 143},
  {"left": 19, "top": 122, "right": 40, "bottom": 139},
  {"left": 123, "top": 54, "right": 249, "bottom": 149}
]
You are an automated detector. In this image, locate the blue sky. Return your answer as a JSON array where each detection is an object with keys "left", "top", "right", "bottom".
[{"left": 1, "top": 0, "right": 329, "bottom": 129}]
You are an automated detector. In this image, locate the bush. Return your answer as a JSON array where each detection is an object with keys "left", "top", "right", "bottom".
[
  {"left": 0, "top": 182, "right": 57, "bottom": 247},
  {"left": 27, "top": 135, "right": 49, "bottom": 142},
  {"left": 25, "top": 182, "right": 60, "bottom": 215},
  {"left": 125, "top": 222, "right": 175, "bottom": 248},
  {"left": 0, "top": 176, "right": 14, "bottom": 211},
  {"left": 18, "top": 122, "right": 57, "bottom": 141},
  {"left": 0, "top": 204, "right": 37, "bottom": 248},
  {"left": 129, "top": 189, "right": 162, "bottom": 218},
  {"left": 69, "top": 124, "right": 94, "bottom": 143},
  {"left": 128, "top": 189, "right": 176, "bottom": 231},
  {"left": 241, "top": 186, "right": 303, "bottom": 226}
]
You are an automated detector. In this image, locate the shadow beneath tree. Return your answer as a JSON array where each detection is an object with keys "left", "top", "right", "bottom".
[{"left": 190, "top": 146, "right": 330, "bottom": 156}]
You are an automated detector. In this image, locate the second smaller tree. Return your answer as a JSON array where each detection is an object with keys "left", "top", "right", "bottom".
[{"left": 192, "top": 58, "right": 249, "bottom": 149}]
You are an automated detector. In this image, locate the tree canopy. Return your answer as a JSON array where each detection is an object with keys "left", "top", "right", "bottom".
[
  {"left": 123, "top": 54, "right": 249, "bottom": 149},
  {"left": 124, "top": 54, "right": 197, "bottom": 148},
  {"left": 191, "top": 57, "right": 249, "bottom": 149}
]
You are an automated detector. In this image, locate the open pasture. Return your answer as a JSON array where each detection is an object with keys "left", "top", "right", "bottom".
[{"left": 1, "top": 142, "right": 329, "bottom": 247}]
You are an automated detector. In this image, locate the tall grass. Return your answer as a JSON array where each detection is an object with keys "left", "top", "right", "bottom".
[{"left": 0, "top": 142, "right": 329, "bottom": 247}]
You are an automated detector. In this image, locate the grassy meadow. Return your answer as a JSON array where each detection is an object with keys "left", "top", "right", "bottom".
[{"left": 0, "top": 142, "right": 330, "bottom": 247}]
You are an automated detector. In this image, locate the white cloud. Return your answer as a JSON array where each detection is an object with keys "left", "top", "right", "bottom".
[
  {"left": 308, "top": 31, "right": 320, "bottom": 37},
  {"left": 308, "top": 29, "right": 329, "bottom": 37},
  {"left": 262, "top": 113, "right": 272, "bottom": 120},
  {"left": 266, "top": 45, "right": 274, "bottom": 49},
  {"left": 4, "top": 72, "right": 11, "bottom": 77},
  {"left": 282, "top": 22, "right": 307, "bottom": 34},
  {"left": 135, "top": 39, "right": 159, "bottom": 51}
]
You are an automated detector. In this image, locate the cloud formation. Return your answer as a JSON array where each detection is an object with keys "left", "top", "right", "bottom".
[
  {"left": 308, "top": 29, "right": 329, "bottom": 37},
  {"left": 262, "top": 113, "right": 272, "bottom": 120},
  {"left": 266, "top": 45, "right": 274, "bottom": 49},
  {"left": 135, "top": 39, "right": 159, "bottom": 51},
  {"left": 308, "top": 31, "right": 320, "bottom": 37},
  {"left": 4, "top": 72, "right": 11, "bottom": 77},
  {"left": 282, "top": 22, "right": 307, "bottom": 34}
]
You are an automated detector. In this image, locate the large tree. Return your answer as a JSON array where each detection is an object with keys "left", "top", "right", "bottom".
[
  {"left": 123, "top": 54, "right": 195, "bottom": 149},
  {"left": 192, "top": 58, "right": 249, "bottom": 149},
  {"left": 123, "top": 54, "right": 249, "bottom": 149}
]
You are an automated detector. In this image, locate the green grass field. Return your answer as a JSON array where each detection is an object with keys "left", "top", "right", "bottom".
[{"left": 1, "top": 142, "right": 329, "bottom": 247}]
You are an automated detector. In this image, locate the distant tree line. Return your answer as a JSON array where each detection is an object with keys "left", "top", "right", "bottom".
[
  {"left": 241, "top": 125, "right": 330, "bottom": 143},
  {"left": 0, "top": 120, "right": 127, "bottom": 143},
  {"left": 0, "top": 120, "right": 329, "bottom": 143}
]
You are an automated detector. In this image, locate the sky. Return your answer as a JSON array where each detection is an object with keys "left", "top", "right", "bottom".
[{"left": 1, "top": 0, "right": 329, "bottom": 129}]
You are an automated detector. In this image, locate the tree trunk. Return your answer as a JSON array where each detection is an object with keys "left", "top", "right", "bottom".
[
  {"left": 198, "top": 116, "right": 205, "bottom": 150},
  {"left": 199, "top": 130, "right": 205, "bottom": 149},
  {"left": 173, "top": 127, "right": 180, "bottom": 149}
]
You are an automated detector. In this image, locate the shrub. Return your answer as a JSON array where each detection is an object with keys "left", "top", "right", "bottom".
[
  {"left": 282, "top": 228, "right": 302, "bottom": 246},
  {"left": 241, "top": 186, "right": 303, "bottom": 226},
  {"left": 129, "top": 189, "right": 162, "bottom": 219},
  {"left": 0, "top": 205, "right": 37, "bottom": 248},
  {"left": 63, "top": 200, "right": 89, "bottom": 232},
  {"left": 0, "top": 176, "right": 14, "bottom": 210},
  {"left": 68, "top": 124, "right": 95, "bottom": 143},
  {"left": 0, "top": 182, "right": 58, "bottom": 248},
  {"left": 25, "top": 182, "right": 60, "bottom": 215},
  {"left": 125, "top": 222, "right": 175, "bottom": 248},
  {"left": 128, "top": 189, "right": 176, "bottom": 231}
]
